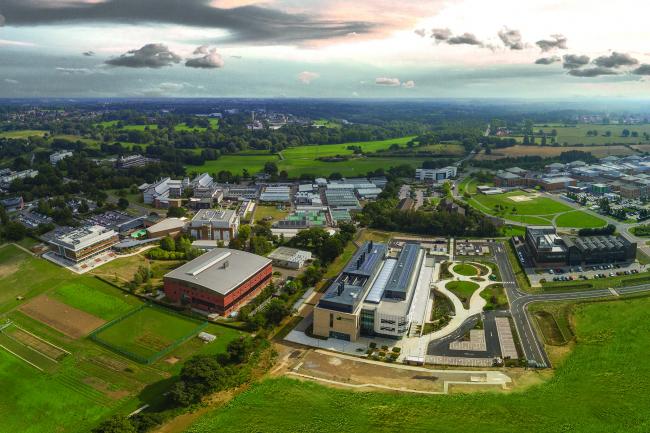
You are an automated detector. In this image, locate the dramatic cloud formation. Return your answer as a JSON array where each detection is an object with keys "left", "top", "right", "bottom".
[
  {"left": 632, "top": 64, "right": 650, "bottom": 75},
  {"left": 568, "top": 67, "right": 617, "bottom": 77},
  {"left": 297, "top": 71, "right": 319, "bottom": 84},
  {"left": 402, "top": 80, "right": 416, "bottom": 88},
  {"left": 562, "top": 54, "right": 590, "bottom": 69},
  {"left": 0, "top": 0, "right": 376, "bottom": 45},
  {"left": 498, "top": 28, "right": 524, "bottom": 50},
  {"left": 535, "top": 56, "right": 560, "bottom": 65},
  {"left": 105, "top": 44, "right": 182, "bottom": 68},
  {"left": 185, "top": 45, "right": 225, "bottom": 69},
  {"left": 414, "top": 28, "right": 426, "bottom": 38},
  {"left": 375, "top": 77, "right": 401, "bottom": 86},
  {"left": 536, "top": 34, "right": 568, "bottom": 52},
  {"left": 82, "top": 51, "right": 95, "bottom": 57},
  {"left": 431, "top": 28, "right": 452, "bottom": 42},
  {"left": 593, "top": 52, "right": 638, "bottom": 68},
  {"left": 447, "top": 32, "right": 483, "bottom": 46}
]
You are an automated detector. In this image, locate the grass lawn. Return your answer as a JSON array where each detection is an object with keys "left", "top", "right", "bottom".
[
  {"left": 253, "top": 204, "right": 290, "bottom": 223},
  {"left": 0, "top": 245, "right": 74, "bottom": 313},
  {"left": 51, "top": 280, "right": 140, "bottom": 321},
  {"left": 452, "top": 263, "right": 478, "bottom": 276},
  {"left": 480, "top": 284, "right": 508, "bottom": 310},
  {"left": 501, "top": 225, "right": 526, "bottom": 237},
  {"left": 0, "top": 129, "right": 48, "bottom": 138},
  {"left": 187, "top": 296, "right": 650, "bottom": 433},
  {"left": 92, "top": 306, "right": 205, "bottom": 361},
  {"left": 281, "top": 136, "right": 416, "bottom": 159},
  {"left": 555, "top": 211, "right": 606, "bottom": 228},
  {"left": 529, "top": 302, "right": 575, "bottom": 346},
  {"left": 445, "top": 280, "right": 480, "bottom": 308}
]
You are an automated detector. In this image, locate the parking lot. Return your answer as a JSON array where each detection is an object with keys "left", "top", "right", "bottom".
[{"left": 455, "top": 240, "right": 492, "bottom": 257}]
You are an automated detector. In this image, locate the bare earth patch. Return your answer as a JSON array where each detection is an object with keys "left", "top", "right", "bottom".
[{"left": 20, "top": 295, "right": 105, "bottom": 338}]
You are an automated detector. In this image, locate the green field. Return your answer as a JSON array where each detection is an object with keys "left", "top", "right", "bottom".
[
  {"left": 555, "top": 211, "right": 607, "bottom": 229},
  {"left": 185, "top": 136, "right": 447, "bottom": 177},
  {"left": 253, "top": 204, "right": 290, "bottom": 223},
  {"left": 535, "top": 124, "right": 650, "bottom": 145},
  {"left": 0, "top": 245, "right": 242, "bottom": 432},
  {"left": 188, "top": 296, "right": 650, "bottom": 432},
  {"left": 445, "top": 280, "right": 480, "bottom": 307},
  {"left": 0, "top": 129, "right": 48, "bottom": 138},
  {"left": 468, "top": 191, "right": 605, "bottom": 228},
  {"left": 92, "top": 306, "right": 205, "bottom": 361},
  {"left": 51, "top": 281, "right": 139, "bottom": 321},
  {"left": 452, "top": 263, "right": 478, "bottom": 276}
]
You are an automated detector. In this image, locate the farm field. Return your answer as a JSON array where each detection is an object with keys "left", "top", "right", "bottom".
[
  {"left": 188, "top": 297, "right": 650, "bottom": 433},
  {"left": 477, "top": 144, "right": 636, "bottom": 160},
  {"left": 535, "top": 124, "right": 650, "bottom": 145},
  {"left": 0, "top": 245, "right": 242, "bottom": 432},
  {"left": 468, "top": 190, "right": 606, "bottom": 228},
  {"left": 0, "top": 129, "right": 48, "bottom": 138},
  {"left": 186, "top": 136, "right": 442, "bottom": 177}
]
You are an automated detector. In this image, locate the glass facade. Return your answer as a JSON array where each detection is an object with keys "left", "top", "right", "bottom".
[{"left": 360, "top": 309, "right": 375, "bottom": 336}]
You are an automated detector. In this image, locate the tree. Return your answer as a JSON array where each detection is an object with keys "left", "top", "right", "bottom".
[
  {"left": 161, "top": 236, "right": 176, "bottom": 251},
  {"left": 91, "top": 416, "right": 136, "bottom": 433},
  {"left": 167, "top": 206, "right": 186, "bottom": 218},
  {"left": 319, "top": 237, "right": 343, "bottom": 264},
  {"left": 117, "top": 197, "right": 129, "bottom": 210},
  {"left": 263, "top": 161, "right": 278, "bottom": 175},
  {"left": 226, "top": 336, "right": 254, "bottom": 364},
  {"left": 264, "top": 298, "right": 290, "bottom": 325},
  {"left": 3, "top": 221, "right": 26, "bottom": 241}
]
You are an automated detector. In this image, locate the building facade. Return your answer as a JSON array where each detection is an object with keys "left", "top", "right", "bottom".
[
  {"left": 189, "top": 209, "right": 240, "bottom": 242},
  {"left": 49, "top": 225, "right": 119, "bottom": 263}
]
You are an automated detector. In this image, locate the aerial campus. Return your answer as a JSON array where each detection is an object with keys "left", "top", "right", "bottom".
[{"left": 2, "top": 1, "right": 650, "bottom": 432}]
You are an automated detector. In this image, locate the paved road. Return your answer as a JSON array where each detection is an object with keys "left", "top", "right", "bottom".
[
  {"left": 493, "top": 242, "right": 650, "bottom": 367},
  {"left": 427, "top": 310, "right": 506, "bottom": 359}
]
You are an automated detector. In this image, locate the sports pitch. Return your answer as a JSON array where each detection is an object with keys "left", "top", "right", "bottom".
[
  {"left": 91, "top": 305, "right": 207, "bottom": 363},
  {"left": 0, "top": 244, "right": 242, "bottom": 432}
]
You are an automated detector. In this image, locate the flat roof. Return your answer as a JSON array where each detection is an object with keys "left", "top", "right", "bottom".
[
  {"left": 164, "top": 248, "right": 271, "bottom": 296},
  {"left": 147, "top": 217, "right": 186, "bottom": 232},
  {"left": 50, "top": 225, "right": 117, "bottom": 251},
  {"left": 383, "top": 243, "right": 421, "bottom": 299},
  {"left": 192, "top": 209, "right": 236, "bottom": 224}
]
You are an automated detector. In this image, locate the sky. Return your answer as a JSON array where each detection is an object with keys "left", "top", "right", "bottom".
[{"left": 1, "top": 0, "right": 650, "bottom": 98}]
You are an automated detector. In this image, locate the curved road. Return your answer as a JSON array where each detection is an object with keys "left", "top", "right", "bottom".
[{"left": 492, "top": 243, "right": 650, "bottom": 368}]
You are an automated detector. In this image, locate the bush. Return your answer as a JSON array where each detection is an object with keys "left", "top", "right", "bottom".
[{"left": 392, "top": 347, "right": 401, "bottom": 353}]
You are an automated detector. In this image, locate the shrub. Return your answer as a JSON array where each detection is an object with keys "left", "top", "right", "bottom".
[{"left": 392, "top": 347, "right": 401, "bottom": 353}]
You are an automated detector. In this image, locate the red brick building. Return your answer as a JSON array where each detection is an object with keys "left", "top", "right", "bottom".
[{"left": 163, "top": 249, "right": 272, "bottom": 315}]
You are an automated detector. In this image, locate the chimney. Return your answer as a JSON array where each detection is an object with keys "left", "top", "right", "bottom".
[
  {"left": 368, "top": 241, "right": 373, "bottom": 253},
  {"left": 337, "top": 281, "right": 345, "bottom": 296}
]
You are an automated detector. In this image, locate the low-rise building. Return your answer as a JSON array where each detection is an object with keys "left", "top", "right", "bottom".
[
  {"left": 50, "top": 150, "right": 73, "bottom": 165},
  {"left": 0, "top": 196, "right": 24, "bottom": 212},
  {"left": 146, "top": 218, "right": 187, "bottom": 238},
  {"left": 189, "top": 209, "right": 240, "bottom": 242},
  {"left": 48, "top": 225, "right": 119, "bottom": 263},
  {"left": 414, "top": 166, "right": 457, "bottom": 182},
  {"left": 163, "top": 248, "right": 272, "bottom": 315},
  {"left": 268, "top": 246, "right": 312, "bottom": 269}
]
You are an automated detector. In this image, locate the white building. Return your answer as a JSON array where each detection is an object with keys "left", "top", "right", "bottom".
[
  {"left": 50, "top": 150, "right": 73, "bottom": 165},
  {"left": 415, "top": 166, "right": 457, "bottom": 182},
  {"left": 189, "top": 209, "right": 240, "bottom": 242},
  {"left": 268, "top": 247, "right": 312, "bottom": 269}
]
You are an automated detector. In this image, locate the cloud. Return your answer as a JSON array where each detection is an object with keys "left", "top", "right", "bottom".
[
  {"left": 297, "top": 71, "right": 319, "bottom": 84},
  {"left": 536, "top": 34, "right": 568, "bottom": 52},
  {"left": 185, "top": 45, "right": 224, "bottom": 69},
  {"left": 431, "top": 28, "right": 452, "bottom": 42},
  {"left": 414, "top": 28, "right": 426, "bottom": 38},
  {"left": 3, "top": 78, "right": 18, "bottom": 85},
  {"left": 140, "top": 81, "right": 203, "bottom": 96},
  {"left": 82, "top": 51, "right": 95, "bottom": 57},
  {"left": 562, "top": 54, "right": 590, "bottom": 69},
  {"left": 593, "top": 52, "right": 638, "bottom": 68},
  {"left": 402, "top": 80, "right": 415, "bottom": 88},
  {"left": 568, "top": 67, "right": 618, "bottom": 77},
  {"left": 375, "top": 77, "right": 401, "bottom": 86},
  {"left": 105, "top": 43, "right": 181, "bottom": 68},
  {"left": 0, "top": 0, "right": 376, "bottom": 45},
  {"left": 55, "top": 67, "right": 95, "bottom": 75},
  {"left": 447, "top": 32, "right": 483, "bottom": 46},
  {"left": 535, "top": 56, "right": 560, "bottom": 65},
  {"left": 632, "top": 64, "right": 650, "bottom": 75},
  {"left": 498, "top": 28, "right": 523, "bottom": 50}
]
